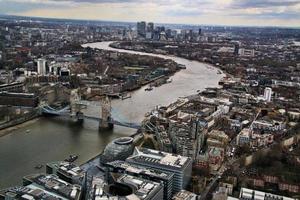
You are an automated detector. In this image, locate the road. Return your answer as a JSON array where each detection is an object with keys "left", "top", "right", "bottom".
[{"left": 199, "top": 156, "right": 239, "bottom": 200}]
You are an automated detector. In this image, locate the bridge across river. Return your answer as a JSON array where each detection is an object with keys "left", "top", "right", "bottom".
[{"left": 41, "top": 104, "right": 141, "bottom": 129}]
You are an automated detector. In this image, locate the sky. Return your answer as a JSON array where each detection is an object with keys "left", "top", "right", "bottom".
[{"left": 0, "top": 0, "right": 299, "bottom": 27}]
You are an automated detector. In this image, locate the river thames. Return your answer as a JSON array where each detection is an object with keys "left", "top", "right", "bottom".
[{"left": 0, "top": 41, "right": 224, "bottom": 188}]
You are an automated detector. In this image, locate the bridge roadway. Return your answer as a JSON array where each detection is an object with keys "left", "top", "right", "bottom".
[
  {"left": 41, "top": 105, "right": 141, "bottom": 129},
  {"left": 83, "top": 115, "right": 141, "bottom": 129}
]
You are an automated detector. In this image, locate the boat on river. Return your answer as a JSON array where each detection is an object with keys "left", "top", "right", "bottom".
[
  {"left": 64, "top": 155, "right": 78, "bottom": 162},
  {"left": 166, "top": 78, "right": 172, "bottom": 84},
  {"left": 121, "top": 93, "right": 131, "bottom": 100},
  {"left": 145, "top": 87, "right": 153, "bottom": 91},
  {"left": 34, "top": 164, "right": 43, "bottom": 169}
]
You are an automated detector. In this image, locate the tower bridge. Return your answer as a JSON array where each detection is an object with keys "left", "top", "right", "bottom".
[
  {"left": 41, "top": 103, "right": 141, "bottom": 129},
  {"left": 40, "top": 90, "right": 141, "bottom": 130}
]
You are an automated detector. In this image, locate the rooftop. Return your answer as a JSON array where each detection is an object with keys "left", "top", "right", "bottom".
[
  {"left": 116, "top": 173, "right": 163, "bottom": 199},
  {"left": 106, "top": 160, "right": 173, "bottom": 180},
  {"left": 0, "top": 185, "right": 67, "bottom": 200},
  {"left": 0, "top": 92, "right": 36, "bottom": 98},
  {"left": 114, "top": 137, "right": 133, "bottom": 145},
  {"left": 127, "top": 147, "right": 191, "bottom": 170},
  {"left": 23, "top": 174, "right": 82, "bottom": 200},
  {"left": 87, "top": 173, "right": 163, "bottom": 200},
  {"left": 47, "top": 161, "right": 85, "bottom": 183},
  {"left": 239, "top": 188, "right": 296, "bottom": 200},
  {"left": 172, "top": 190, "right": 197, "bottom": 200}
]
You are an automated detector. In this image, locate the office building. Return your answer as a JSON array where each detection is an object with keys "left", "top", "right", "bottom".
[
  {"left": 239, "top": 48, "right": 255, "bottom": 57},
  {"left": 100, "top": 137, "right": 134, "bottom": 164},
  {"left": 23, "top": 174, "right": 82, "bottom": 200},
  {"left": 264, "top": 87, "right": 272, "bottom": 102},
  {"left": 168, "top": 119, "right": 205, "bottom": 160},
  {"left": 106, "top": 160, "right": 174, "bottom": 200},
  {"left": 37, "top": 58, "right": 47, "bottom": 75},
  {"left": 86, "top": 173, "right": 164, "bottom": 200},
  {"left": 0, "top": 92, "right": 38, "bottom": 107},
  {"left": 113, "top": 173, "right": 164, "bottom": 200},
  {"left": 0, "top": 185, "right": 67, "bottom": 200},
  {"left": 46, "top": 161, "right": 86, "bottom": 185},
  {"left": 198, "top": 28, "right": 202, "bottom": 35},
  {"left": 147, "top": 22, "right": 154, "bottom": 32},
  {"left": 146, "top": 32, "right": 153, "bottom": 39},
  {"left": 234, "top": 43, "right": 239, "bottom": 55},
  {"left": 126, "top": 148, "right": 192, "bottom": 194},
  {"left": 137, "top": 21, "right": 146, "bottom": 37},
  {"left": 238, "top": 188, "right": 296, "bottom": 200}
]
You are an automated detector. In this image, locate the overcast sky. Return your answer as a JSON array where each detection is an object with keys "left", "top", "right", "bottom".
[{"left": 0, "top": 0, "right": 299, "bottom": 27}]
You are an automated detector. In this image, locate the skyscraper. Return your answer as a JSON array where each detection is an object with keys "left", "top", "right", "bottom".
[
  {"left": 147, "top": 22, "right": 154, "bottom": 32},
  {"left": 234, "top": 43, "right": 240, "bottom": 55},
  {"left": 137, "top": 21, "right": 146, "bottom": 37},
  {"left": 198, "top": 28, "right": 202, "bottom": 35},
  {"left": 37, "top": 58, "right": 47, "bottom": 75},
  {"left": 264, "top": 87, "right": 272, "bottom": 102}
]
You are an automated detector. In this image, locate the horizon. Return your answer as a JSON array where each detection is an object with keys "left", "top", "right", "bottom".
[
  {"left": 0, "top": 0, "right": 299, "bottom": 28},
  {"left": 2, "top": 14, "right": 300, "bottom": 30}
]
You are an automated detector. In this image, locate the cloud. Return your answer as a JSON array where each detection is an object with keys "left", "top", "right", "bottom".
[
  {"left": 231, "top": 11, "right": 300, "bottom": 20},
  {"left": 0, "top": 0, "right": 299, "bottom": 27},
  {"left": 0, "top": 0, "right": 70, "bottom": 13},
  {"left": 227, "top": 0, "right": 300, "bottom": 21},
  {"left": 230, "top": 0, "right": 300, "bottom": 9}
]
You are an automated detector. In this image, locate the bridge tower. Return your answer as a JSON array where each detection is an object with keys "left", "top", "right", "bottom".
[
  {"left": 70, "top": 89, "right": 84, "bottom": 122},
  {"left": 99, "top": 96, "right": 114, "bottom": 131}
]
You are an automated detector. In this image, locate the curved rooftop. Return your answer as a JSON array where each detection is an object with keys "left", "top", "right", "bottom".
[
  {"left": 114, "top": 137, "right": 133, "bottom": 145},
  {"left": 100, "top": 137, "right": 134, "bottom": 164}
]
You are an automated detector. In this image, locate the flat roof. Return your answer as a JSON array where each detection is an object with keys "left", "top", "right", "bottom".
[
  {"left": 127, "top": 148, "right": 191, "bottom": 170},
  {"left": 0, "top": 92, "right": 36, "bottom": 97},
  {"left": 0, "top": 82, "right": 23, "bottom": 88},
  {"left": 106, "top": 160, "right": 173, "bottom": 180},
  {"left": 24, "top": 174, "right": 81, "bottom": 200},
  {"left": 1, "top": 185, "right": 67, "bottom": 200}
]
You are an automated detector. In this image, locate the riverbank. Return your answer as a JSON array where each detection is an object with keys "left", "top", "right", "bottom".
[
  {"left": 0, "top": 118, "right": 40, "bottom": 138},
  {"left": 108, "top": 42, "right": 239, "bottom": 89},
  {"left": 109, "top": 41, "right": 226, "bottom": 76}
]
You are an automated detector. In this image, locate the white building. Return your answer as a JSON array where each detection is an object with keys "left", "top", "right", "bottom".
[
  {"left": 173, "top": 190, "right": 197, "bottom": 200},
  {"left": 127, "top": 147, "right": 193, "bottom": 194},
  {"left": 264, "top": 87, "right": 272, "bottom": 102},
  {"left": 239, "top": 48, "right": 255, "bottom": 57},
  {"left": 37, "top": 58, "right": 47, "bottom": 75},
  {"left": 238, "top": 187, "right": 295, "bottom": 200}
]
